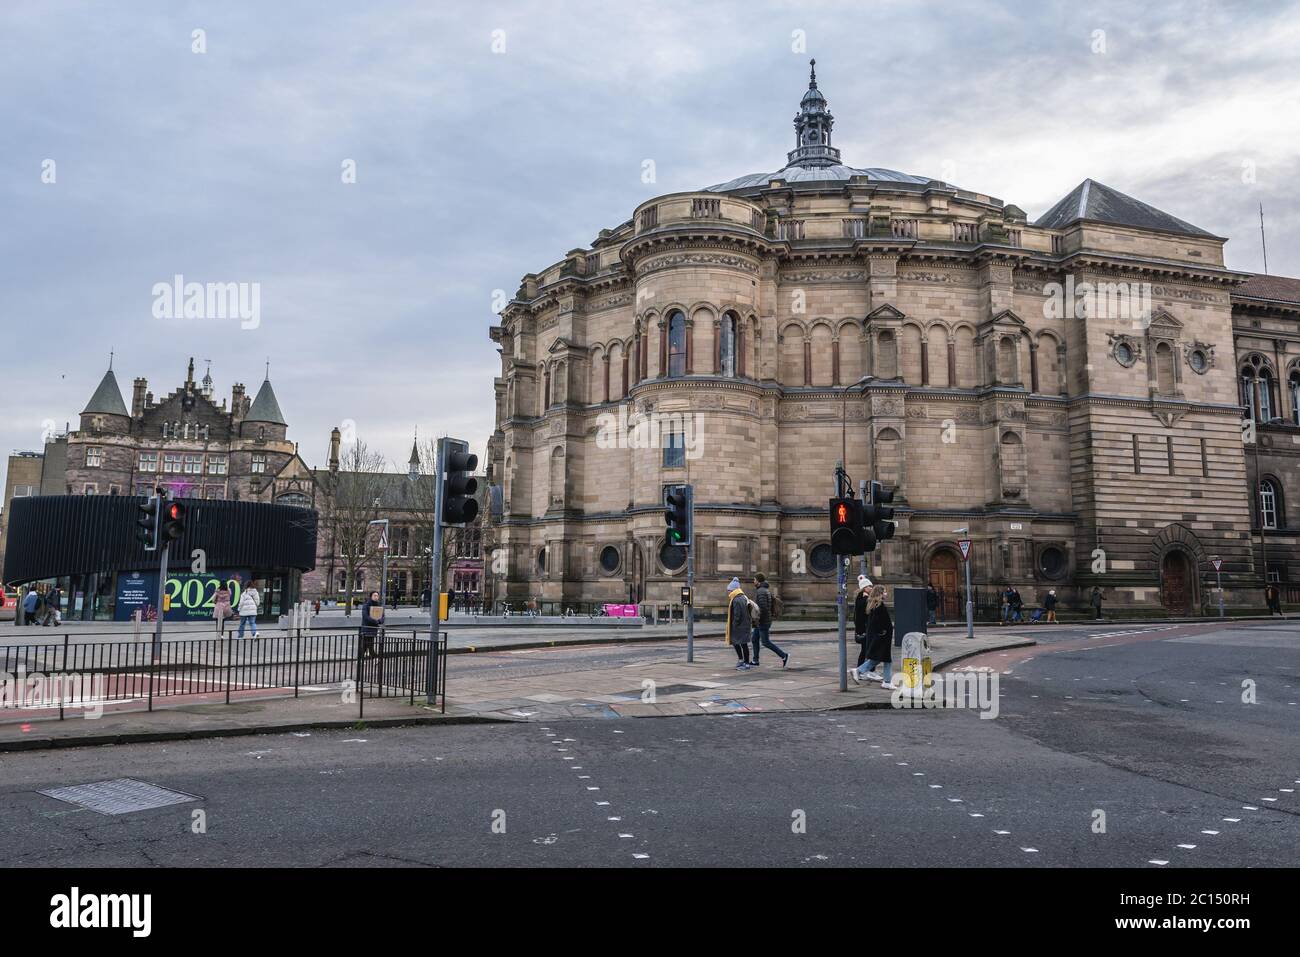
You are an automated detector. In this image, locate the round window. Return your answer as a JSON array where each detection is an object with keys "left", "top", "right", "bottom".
[
  {"left": 1114, "top": 341, "right": 1134, "bottom": 366},
  {"left": 660, "top": 539, "right": 686, "bottom": 572},
  {"left": 1189, "top": 349, "right": 1208, "bottom": 374},
  {"left": 599, "top": 545, "right": 621, "bottom": 575},
  {"left": 1038, "top": 546, "right": 1067, "bottom": 580},
  {"left": 810, "top": 543, "right": 837, "bottom": 575}
]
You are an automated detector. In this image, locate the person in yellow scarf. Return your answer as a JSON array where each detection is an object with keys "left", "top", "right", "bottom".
[{"left": 724, "top": 578, "right": 753, "bottom": 670}]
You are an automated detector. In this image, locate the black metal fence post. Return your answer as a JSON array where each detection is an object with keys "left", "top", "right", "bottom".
[
  {"left": 225, "top": 630, "right": 234, "bottom": 705},
  {"left": 293, "top": 628, "right": 301, "bottom": 699},
  {"left": 356, "top": 634, "right": 364, "bottom": 720},
  {"left": 59, "top": 633, "right": 68, "bottom": 721}
]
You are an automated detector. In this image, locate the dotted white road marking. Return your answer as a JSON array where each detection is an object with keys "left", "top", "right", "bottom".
[
  {"left": 1149, "top": 860, "right": 1169, "bottom": 866},
  {"left": 1223, "top": 818, "right": 1240, "bottom": 823},
  {"left": 1021, "top": 847, "right": 1039, "bottom": 853},
  {"left": 969, "top": 813, "right": 984, "bottom": 818},
  {"left": 994, "top": 830, "right": 1010, "bottom": 835},
  {"left": 1177, "top": 844, "right": 1197, "bottom": 849},
  {"left": 1201, "top": 830, "right": 1220, "bottom": 835}
]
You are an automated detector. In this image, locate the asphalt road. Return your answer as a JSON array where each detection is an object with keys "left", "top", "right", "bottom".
[{"left": 0, "top": 621, "right": 1295, "bottom": 867}]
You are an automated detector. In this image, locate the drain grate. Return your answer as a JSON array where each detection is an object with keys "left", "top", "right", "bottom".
[{"left": 38, "top": 778, "right": 200, "bottom": 815}]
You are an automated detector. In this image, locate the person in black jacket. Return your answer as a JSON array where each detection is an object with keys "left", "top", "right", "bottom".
[
  {"left": 1043, "top": 589, "right": 1058, "bottom": 623},
  {"left": 850, "top": 580, "right": 895, "bottom": 688},
  {"left": 359, "top": 590, "right": 384, "bottom": 658},
  {"left": 749, "top": 574, "right": 789, "bottom": 668}
]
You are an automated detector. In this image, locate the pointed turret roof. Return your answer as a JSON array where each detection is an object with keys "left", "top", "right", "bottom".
[
  {"left": 244, "top": 378, "right": 287, "bottom": 425},
  {"left": 1034, "top": 178, "right": 1218, "bottom": 239},
  {"left": 408, "top": 439, "right": 420, "bottom": 468},
  {"left": 81, "top": 369, "right": 130, "bottom": 418}
]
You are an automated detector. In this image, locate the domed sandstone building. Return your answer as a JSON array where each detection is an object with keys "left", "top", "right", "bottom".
[{"left": 486, "top": 61, "right": 1300, "bottom": 618}]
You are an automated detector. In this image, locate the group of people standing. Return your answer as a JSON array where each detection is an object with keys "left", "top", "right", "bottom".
[
  {"left": 20, "top": 585, "right": 63, "bottom": 626},
  {"left": 211, "top": 580, "right": 262, "bottom": 638},
  {"left": 724, "top": 574, "right": 791, "bottom": 670}
]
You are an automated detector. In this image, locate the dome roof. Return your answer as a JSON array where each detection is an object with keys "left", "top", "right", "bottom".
[{"left": 707, "top": 163, "right": 935, "bottom": 193}]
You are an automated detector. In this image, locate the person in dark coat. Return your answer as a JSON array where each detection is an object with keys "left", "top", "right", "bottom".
[
  {"left": 1264, "top": 584, "right": 1282, "bottom": 617},
  {"left": 1090, "top": 586, "right": 1104, "bottom": 621},
  {"left": 750, "top": 574, "right": 789, "bottom": 668},
  {"left": 1043, "top": 588, "right": 1058, "bottom": 623},
  {"left": 851, "top": 580, "right": 895, "bottom": 687},
  {"left": 852, "top": 574, "right": 873, "bottom": 670},
  {"left": 359, "top": 590, "right": 384, "bottom": 658},
  {"left": 725, "top": 578, "right": 752, "bottom": 670},
  {"left": 925, "top": 583, "right": 938, "bottom": 625}
]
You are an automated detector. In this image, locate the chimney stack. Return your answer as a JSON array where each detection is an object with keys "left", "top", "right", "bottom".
[
  {"left": 132, "top": 377, "right": 148, "bottom": 417},
  {"left": 232, "top": 383, "right": 246, "bottom": 419},
  {"left": 329, "top": 427, "right": 341, "bottom": 473}
]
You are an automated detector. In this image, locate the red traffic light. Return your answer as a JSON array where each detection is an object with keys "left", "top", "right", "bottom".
[
  {"left": 835, "top": 502, "right": 848, "bottom": 525},
  {"left": 167, "top": 503, "right": 182, "bottom": 520}
]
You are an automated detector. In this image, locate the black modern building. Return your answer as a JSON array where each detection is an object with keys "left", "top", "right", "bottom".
[{"left": 2, "top": 495, "right": 317, "bottom": 622}]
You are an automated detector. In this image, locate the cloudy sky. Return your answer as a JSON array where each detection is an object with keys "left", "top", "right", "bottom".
[{"left": 2, "top": 0, "right": 1298, "bottom": 489}]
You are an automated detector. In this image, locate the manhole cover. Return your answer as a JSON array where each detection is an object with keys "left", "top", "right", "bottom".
[{"left": 38, "top": 778, "right": 200, "bottom": 815}]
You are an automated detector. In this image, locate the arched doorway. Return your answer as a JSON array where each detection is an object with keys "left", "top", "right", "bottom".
[
  {"left": 928, "top": 549, "right": 960, "bottom": 620},
  {"left": 1160, "top": 550, "right": 1193, "bottom": 615}
]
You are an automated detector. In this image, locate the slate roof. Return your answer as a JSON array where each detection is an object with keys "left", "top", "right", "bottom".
[
  {"left": 1034, "top": 178, "right": 1217, "bottom": 238},
  {"left": 1235, "top": 273, "right": 1300, "bottom": 305},
  {"left": 244, "top": 379, "right": 287, "bottom": 425},
  {"left": 81, "top": 369, "right": 130, "bottom": 417}
]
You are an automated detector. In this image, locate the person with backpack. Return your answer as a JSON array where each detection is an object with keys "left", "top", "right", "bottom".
[
  {"left": 43, "top": 585, "right": 63, "bottom": 627},
  {"left": 725, "top": 578, "right": 753, "bottom": 670},
  {"left": 750, "top": 574, "right": 789, "bottom": 668},
  {"left": 237, "top": 580, "right": 261, "bottom": 639},
  {"left": 359, "top": 590, "right": 384, "bottom": 658},
  {"left": 850, "top": 582, "right": 895, "bottom": 689},
  {"left": 22, "top": 588, "right": 40, "bottom": 627}
]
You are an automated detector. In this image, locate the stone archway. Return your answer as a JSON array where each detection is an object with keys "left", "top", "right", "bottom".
[
  {"left": 1160, "top": 550, "right": 1194, "bottom": 615},
  {"left": 928, "top": 548, "right": 961, "bottom": 620}
]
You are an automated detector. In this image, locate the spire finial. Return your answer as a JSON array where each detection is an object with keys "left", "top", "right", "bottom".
[
  {"left": 809, "top": 58, "right": 817, "bottom": 88},
  {"left": 108, "top": 348, "right": 114, "bottom": 371},
  {"left": 265, "top": 358, "right": 270, "bottom": 381}
]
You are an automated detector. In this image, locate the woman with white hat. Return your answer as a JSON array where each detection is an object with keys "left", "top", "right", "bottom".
[{"left": 850, "top": 581, "right": 895, "bottom": 689}]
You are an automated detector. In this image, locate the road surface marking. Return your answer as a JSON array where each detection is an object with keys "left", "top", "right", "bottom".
[
  {"left": 1148, "top": 860, "right": 1169, "bottom": 866},
  {"left": 1201, "top": 830, "right": 1220, "bottom": 835},
  {"left": 1177, "top": 844, "right": 1197, "bottom": 849},
  {"left": 1223, "top": 818, "right": 1240, "bottom": 823}
]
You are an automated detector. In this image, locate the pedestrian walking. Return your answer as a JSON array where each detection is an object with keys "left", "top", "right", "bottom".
[
  {"left": 43, "top": 585, "right": 63, "bottom": 627},
  {"left": 1009, "top": 587, "right": 1024, "bottom": 624},
  {"left": 1043, "top": 588, "right": 1058, "bottom": 624},
  {"left": 1090, "top": 586, "right": 1104, "bottom": 621},
  {"left": 850, "top": 583, "right": 895, "bottom": 689},
  {"left": 237, "top": 581, "right": 261, "bottom": 638},
  {"left": 750, "top": 574, "right": 789, "bottom": 668},
  {"left": 22, "top": 588, "right": 41, "bottom": 627},
  {"left": 852, "top": 575, "right": 872, "bottom": 671},
  {"left": 724, "top": 578, "right": 753, "bottom": 670},
  {"left": 359, "top": 590, "right": 384, "bottom": 658},
  {"left": 926, "top": 583, "right": 938, "bottom": 626},
  {"left": 1264, "top": 584, "right": 1282, "bottom": 617},
  {"left": 213, "top": 583, "right": 233, "bottom": 636}
]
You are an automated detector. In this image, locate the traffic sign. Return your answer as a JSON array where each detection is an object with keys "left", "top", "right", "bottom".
[
  {"left": 1210, "top": 557, "right": 1222, "bottom": 572},
  {"left": 958, "top": 539, "right": 972, "bottom": 562}
]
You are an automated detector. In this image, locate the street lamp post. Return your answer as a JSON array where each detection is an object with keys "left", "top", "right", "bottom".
[{"left": 368, "top": 518, "right": 390, "bottom": 610}]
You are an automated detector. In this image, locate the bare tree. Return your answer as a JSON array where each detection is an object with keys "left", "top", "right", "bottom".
[{"left": 320, "top": 440, "right": 389, "bottom": 616}]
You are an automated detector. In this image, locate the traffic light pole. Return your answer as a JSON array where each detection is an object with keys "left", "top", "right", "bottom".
[
  {"left": 836, "top": 463, "right": 848, "bottom": 692},
  {"left": 686, "top": 483, "right": 695, "bottom": 663},
  {"left": 858, "top": 479, "right": 868, "bottom": 581},
  {"left": 426, "top": 438, "right": 447, "bottom": 704},
  {"left": 964, "top": 551, "right": 974, "bottom": 639},
  {"left": 152, "top": 538, "right": 169, "bottom": 662}
]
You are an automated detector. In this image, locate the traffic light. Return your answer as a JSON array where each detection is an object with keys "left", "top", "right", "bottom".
[
  {"left": 863, "top": 480, "right": 896, "bottom": 549},
  {"left": 136, "top": 495, "right": 160, "bottom": 551},
  {"left": 664, "top": 485, "right": 692, "bottom": 547},
  {"left": 829, "top": 496, "right": 865, "bottom": 555},
  {"left": 442, "top": 439, "right": 479, "bottom": 525},
  {"left": 162, "top": 499, "right": 187, "bottom": 541}
]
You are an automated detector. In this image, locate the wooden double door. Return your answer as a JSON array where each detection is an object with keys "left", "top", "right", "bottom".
[{"left": 928, "top": 550, "right": 961, "bottom": 619}]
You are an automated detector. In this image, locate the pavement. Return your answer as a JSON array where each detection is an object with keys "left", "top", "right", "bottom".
[{"left": 0, "top": 628, "right": 1034, "bottom": 751}]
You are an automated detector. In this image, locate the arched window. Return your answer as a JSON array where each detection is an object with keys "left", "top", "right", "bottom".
[
  {"left": 1290, "top": 370, "right": 1300, "bottom": 425},
  {"left": 1155, "top": 341, "right": 1176, "bottom": 395},
  {"left": 1240, "top": 366, "right": 1258, "bottom": 419},
  {"left": 667, "top": 311, "right": 687, "bottom": 377},
  {"left": 1259, "top": 369, "right": 1275, "bottom": 421},
  {"left": 719, "top": 313, "right": 737, "bottom": 377},
  {"left": 1259, "top": 478, "right": 1280, "bottom": 529},
  {"left": 543, "top": 364, "right": 551, "bottom": 408}
]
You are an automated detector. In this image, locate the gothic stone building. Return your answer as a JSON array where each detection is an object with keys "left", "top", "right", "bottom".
[
  {"left": 57, "top": 359, "right": 485, "bottom": 607},
  {"left": 486, "top": 60, "right": 1299, "bottom": 618}
]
